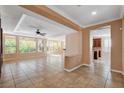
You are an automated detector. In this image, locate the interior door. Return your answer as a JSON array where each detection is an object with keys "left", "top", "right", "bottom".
[
  {"left": 93, "top": 38, "right": 101, "bottom": 60},
  {"left": 0, "top": 18, "right": 3, "bottom": 77}
]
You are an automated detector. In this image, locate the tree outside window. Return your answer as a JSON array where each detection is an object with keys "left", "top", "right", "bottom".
[
  {"left": 4, "top": 35, "right": 16, "bottom": 54},
  {"left": 19, "top": 37, "right": 36, "bottom": 53}
]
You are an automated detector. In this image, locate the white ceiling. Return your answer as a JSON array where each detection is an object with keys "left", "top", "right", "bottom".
[
  {"left": 14, "top": 14, "right": 75, "bottom": 37},
  {"left": 1, "top": 5, "right": 76, "bottom": 39},
  {"left": 121, "top": 6, "right": 124, "bottom": 17},
  {"left": 52, "top": 5, "right": 124, "bottom": 27},
  {"left": 1, "top": 5, "right": 124, "bottom": 39}
]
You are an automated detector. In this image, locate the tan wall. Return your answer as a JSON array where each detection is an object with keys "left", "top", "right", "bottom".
[
  {"left": 64, "top": 19, "right": 123, "bottom": 71},
  {"left": 122, "top": 17, "right": 124, "bottom": 73},
  {"left": 111, "top": 20, "right": 122, "bottom": 71},
  {"left": 82, "top": 30, "right": 90, "bottom": 65},
  {"left": 64, "top": 32, "right": 83, "bottom": 69},
  {"left": 84, "top": 19, "right": 122, "bottom": 71},
  {"left": 64, "top": 55, "right": 82, "bottom": 69},
  {"left": 65, "top": 32, "right": 82, "bottom": 56}
]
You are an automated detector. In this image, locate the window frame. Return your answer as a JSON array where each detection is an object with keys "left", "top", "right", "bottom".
[
  {"left": 38, "top": 39, "right": 45, "bottom": 52},
  {"left": 19, "top": 36, "right": 37, "bottom": 54},
  {"left": 4, "top": 34, "right": 17, "bottom": 54}
]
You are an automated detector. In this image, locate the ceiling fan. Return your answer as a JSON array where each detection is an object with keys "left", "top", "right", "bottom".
[
  {"left": 36, "top": 29, "right": 46, "bottom": 36},
  {"left": 29, "top": 25, "right": 47, "bottom": 36}
]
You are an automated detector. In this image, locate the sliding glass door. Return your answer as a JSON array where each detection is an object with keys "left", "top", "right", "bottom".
[{"left": 47, "top": 40, "right": 63, "bottom": 55}]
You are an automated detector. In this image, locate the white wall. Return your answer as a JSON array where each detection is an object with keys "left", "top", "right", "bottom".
[
  {"left": 120, "top": 6, "right": 124, "bottom": 17},
  {"left": 102, "top": 37, "right": 111, "bottom": 52}
]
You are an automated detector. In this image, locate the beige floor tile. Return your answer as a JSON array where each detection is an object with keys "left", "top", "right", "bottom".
[
  {"left": 16, "top": 80, "right": 34, "bottom": 88},
  {"left": 0, "top": 55, "right": 124, "bottom": 88},
  {"left": 0, "top": 80, "right": 15, "bottom": 88}
]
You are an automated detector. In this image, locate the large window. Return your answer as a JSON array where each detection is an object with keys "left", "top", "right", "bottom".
[
  {"left": 47, "top": 40, "right": 63, "bottom": 54},
  {"left": 4, "top": 34, "right": 63, "bottom": 55},
  {"left": 4, "top": 35, "right": 16, "bottom": 54},
  {"left": 38, "top": 39, "right": 46, "bottom": 52},
  {"left": 19, "top": 37, "right": 36, "bottom": 53}
]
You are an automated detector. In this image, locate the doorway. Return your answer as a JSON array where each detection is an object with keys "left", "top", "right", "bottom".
[{"left": 90, "top": 26, "right": 111, "bottom": 71}]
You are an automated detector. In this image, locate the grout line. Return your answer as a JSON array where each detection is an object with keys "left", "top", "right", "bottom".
[
  {"left": 9, "top": 62, "right": 35, "bottom": 88},
  {"left": 2, "top": 58, "right": 124, "bottom": 88},
  {"left": 103, "top": 70, "right": 110, "bottom": 88},
  {"left": 18, "top": 62, "right": 36, "bottom": 87},
  {"left": 84, "top": 79, "right": 92, "bottom": 88},
  {"left": 8, "top": 63, "right": 16, "bottom": 88}
]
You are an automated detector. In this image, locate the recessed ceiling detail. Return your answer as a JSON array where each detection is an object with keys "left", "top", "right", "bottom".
[
  {"left": 14, "top": 14, "right": 76, "bottom": 37},
  {"left": 1, "top": 5, "right": 76, "bottom": 38}
]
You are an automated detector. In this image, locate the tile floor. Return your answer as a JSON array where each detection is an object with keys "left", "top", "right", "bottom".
[{"left": 0, "top": 54, "right": 124, "bottom": 88}]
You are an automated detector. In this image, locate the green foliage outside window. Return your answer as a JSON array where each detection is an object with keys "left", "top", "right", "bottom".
[
  {"left": 4, "top": 35, "right": 63, "bottom": 54},
  {"left": 19, "top": 37, "right": 36, "bottom": 53},
  {"left": 5, "top": 36, "right": 16, "bottom": 54}
]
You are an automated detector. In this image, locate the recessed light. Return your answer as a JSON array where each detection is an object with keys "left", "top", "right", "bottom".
[{"left": 92, "top": 11, "right": 97, "bottom": 15}]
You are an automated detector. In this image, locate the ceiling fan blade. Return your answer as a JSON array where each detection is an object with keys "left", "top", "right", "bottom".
[{"left": 39, "top": 33, "right": 46, "bottom": 36}]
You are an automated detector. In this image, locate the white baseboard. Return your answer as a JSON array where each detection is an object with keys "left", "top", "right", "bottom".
[
  {"left": 111, "top": 69, "right": 123, "bottom": 74},
  {"left": 64, "top": 64, "right": 124, "bottom": 76},
  {"left": 64, "top": 64, "right": 83, "bottom": 72},
  {"left": 64, "top": 63, "right": 91, "bottom": 72},
  {"left": 82, "top": 64, "right": 90, "bottom": 67}
]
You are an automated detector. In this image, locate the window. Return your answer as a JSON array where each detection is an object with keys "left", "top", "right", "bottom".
[
  {"left": 38, "top": 39, "right": 45, "bottom": 52},
  {"left": 4, "top": 35, "right": 16, "bottom": 54},
  {"left": 19, "top": 37, "right": 36, "bottom": 53},
  {"left": 47, "top": 40, "right": 63, "bottom": 54},
  {"left": 47, "top": 40, "right": 53, "bottom": 53}
]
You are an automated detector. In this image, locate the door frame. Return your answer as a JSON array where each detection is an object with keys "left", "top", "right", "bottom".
[{"left": 89, "top": 25, "right": 111, "bottom": 67}]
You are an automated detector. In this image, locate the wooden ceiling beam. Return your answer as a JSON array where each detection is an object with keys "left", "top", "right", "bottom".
[{"left": 20, "top": 5, "right": 82, "bottom": 31}]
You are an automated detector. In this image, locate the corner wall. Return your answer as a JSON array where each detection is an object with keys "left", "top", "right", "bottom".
[
  {"left": 64, "top": 31, "right": 83, "bottom": 69},
  {"left": 111, "top": 20, "right": 122, "bottom": 71},
  {"left": 122, "top": 17, "right": 124, "bottom": 74},
  {"left": 82, "top": 29, "right": 90, "bottom": 65}
]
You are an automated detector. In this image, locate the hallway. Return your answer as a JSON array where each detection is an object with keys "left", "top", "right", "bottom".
[{"left": 0, "top": 55, "right": 123, "bottom": 88}]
